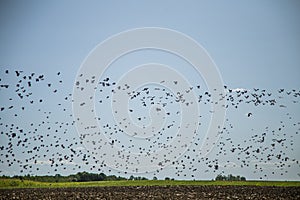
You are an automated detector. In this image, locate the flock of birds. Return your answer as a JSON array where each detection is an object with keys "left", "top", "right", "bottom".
[{"left": 0, "top": 68, "right": 299, "bottom": 180}]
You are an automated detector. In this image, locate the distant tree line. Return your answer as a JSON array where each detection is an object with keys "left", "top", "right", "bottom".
[
  {"left": 1, "top": 172, "right": 148, "bottom": 183},
  {"left": 1, "top": 172, "right": 246, "bottom": 182},
  {"left": 215, "top": 174, "right": 246, "bottom": 181}
]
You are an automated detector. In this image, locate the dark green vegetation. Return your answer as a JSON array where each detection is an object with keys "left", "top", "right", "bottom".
[
  {"left": 1, "top": 172, "right": 299, "bottom": 189},
  {"left": 215, "top": 174, "right": 246, "bottom": 181},
  {"left": 1, "top": 172, "right": 244, "bottom": 183},
  {"left": 1, "top": 172, "right": 147, "bottom": 183}
]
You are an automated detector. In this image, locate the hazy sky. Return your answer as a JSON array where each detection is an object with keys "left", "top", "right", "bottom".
[{"left": 0, "top": 0, "right": 299, "bottom": 180}]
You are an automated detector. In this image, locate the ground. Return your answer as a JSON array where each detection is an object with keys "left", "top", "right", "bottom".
[{"left": 0, "top": 185, "right": 299, "bottom": 200}]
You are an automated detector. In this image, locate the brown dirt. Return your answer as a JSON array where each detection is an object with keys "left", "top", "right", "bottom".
[{"left": 0, "top": 185, "right": 299, "bottom": 200}]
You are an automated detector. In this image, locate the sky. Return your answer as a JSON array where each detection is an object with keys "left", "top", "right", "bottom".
[{"left": 0, "top": 0, "right": 300, "bottom": 181}]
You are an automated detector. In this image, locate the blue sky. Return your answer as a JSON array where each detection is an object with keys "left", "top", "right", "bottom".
[
  {"left": 0, "top": 0, "right": 299, "bottom": 180},
  {"left": 1, "top": 0, "right": 299, "bottom": 89}
]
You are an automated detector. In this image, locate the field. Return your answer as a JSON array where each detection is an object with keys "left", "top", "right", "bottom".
[
  {"left": 1, "top": 179, "right": 300, "bottom": 188},
  {"left": 0, "top": 179, "right": 299, "bottom": 199}
]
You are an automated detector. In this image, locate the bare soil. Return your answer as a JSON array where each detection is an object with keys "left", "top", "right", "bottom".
[{"left": 0, "top": 185, "right": 299, "bottom": 200}]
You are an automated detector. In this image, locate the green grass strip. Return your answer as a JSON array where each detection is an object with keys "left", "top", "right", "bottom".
[{"left": 1, "top": 179, "right": 299, "bottom": 189}]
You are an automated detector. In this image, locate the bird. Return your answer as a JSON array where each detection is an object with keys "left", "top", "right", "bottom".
[{"left": 0, "top": 67, "right": 299, "bottom": 181}]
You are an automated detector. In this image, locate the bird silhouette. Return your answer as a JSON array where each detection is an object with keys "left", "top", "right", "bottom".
[{"left": 0, "top": 68, "right": 299, "bottom": 180}]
